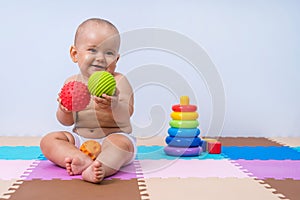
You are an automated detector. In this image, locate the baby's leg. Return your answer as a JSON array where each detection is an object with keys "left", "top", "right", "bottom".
[
  {"left": 40, "top": 131, "right": 92, "bottom": 175},
  {"left": 82, "top": 134, "right": 135, "bottom": 183}
]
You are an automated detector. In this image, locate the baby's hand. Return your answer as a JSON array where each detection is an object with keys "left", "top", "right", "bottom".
[
  {"left": 94, "top": 89, "right": 119, "bottom": 110},
  {"left": 57, "top": 96, "right": 72, "bottom": 113}
]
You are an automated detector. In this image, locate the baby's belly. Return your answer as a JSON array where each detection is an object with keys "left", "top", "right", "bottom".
[
  {"left": 73, "top": 109, "right": 132, "bottom": 138},
  {"left": 73, "top": 107, "right": 96, "bottom": 125},
  {"left": 73, "top": 127, "right": 124, "bottom": 138}
]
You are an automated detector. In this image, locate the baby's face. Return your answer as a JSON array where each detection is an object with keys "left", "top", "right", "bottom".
[{"left": 73, "top": 25, "right": 120, "bottom": 79}]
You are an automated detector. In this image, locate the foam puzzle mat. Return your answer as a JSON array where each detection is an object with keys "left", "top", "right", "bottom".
[{"left": 0, "top": 136, "right": 300, "bottom": 200}]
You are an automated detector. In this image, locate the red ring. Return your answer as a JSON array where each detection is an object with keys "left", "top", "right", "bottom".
[{"left": 172, "top": 104, "right": 197, "bottom": 112}]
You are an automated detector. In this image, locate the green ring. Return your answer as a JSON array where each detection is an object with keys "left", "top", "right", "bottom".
[{"left": 169, "top": 120, "right": 199, "bottom": 128}]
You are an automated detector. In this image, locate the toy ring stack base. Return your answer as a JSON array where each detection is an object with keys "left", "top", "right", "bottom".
[{"left": 164, "top": 146, "right": 202, "bottom": 157}]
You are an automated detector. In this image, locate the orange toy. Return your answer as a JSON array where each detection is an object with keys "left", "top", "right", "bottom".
[{"left": 79, "top": 140, "right": 101, "bottom": 160}]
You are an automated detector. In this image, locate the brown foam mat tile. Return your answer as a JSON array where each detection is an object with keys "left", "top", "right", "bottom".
[
  {"left": 211, "top": 137, "right": 283, "bottom": 146},
  {"left": 136, "top": 136, "right": 284, "bottom": 146},
  {"left": 263, "top": 178, "right": 300, "bottom": 200},
  {"left": 1, "top": 179, "right": 145, "bottom": 200},
  {"left": 0, "top": 137, "right": 41, "bottom": 146},
  {"left": 144, "top": 177, "right": 284, "bottom": 200},
  {"left": 268, "top": 137, "right": 300, "bottom": 147}
]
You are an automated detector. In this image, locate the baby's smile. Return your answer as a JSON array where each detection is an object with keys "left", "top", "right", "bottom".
[{"left": 91, "top": 65, "right": 106, "bottom": 70}]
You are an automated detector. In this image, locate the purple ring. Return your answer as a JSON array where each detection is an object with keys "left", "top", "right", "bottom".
[{"left": 164, "top": 146, "right": 202, "bottom": 157}]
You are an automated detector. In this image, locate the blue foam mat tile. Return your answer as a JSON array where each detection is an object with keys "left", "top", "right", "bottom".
[
  {"left": 293, "top": 147, "right": 300, "bottom": 153},
  {"left": 137, "top": 146, "right": 225, "bottom": 160},
  {"left": 0, "top": 146, "right": 44, "bottom": 160},
  {"left": 222, "top": 146, "right": 300, "bottom": 160},
  {"left": 38, "top": 154, "right": 47, "bottom": 160}
]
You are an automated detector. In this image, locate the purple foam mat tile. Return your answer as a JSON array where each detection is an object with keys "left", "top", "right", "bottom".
[
  {"left": 24, "top": 160, "right": 137, "bottom": 180},
  {"left": 233, "top": 159, "right": 300, "bottom": 180},
  {"left": 23, "top": 160, "right": 80, "bottom": 180}
]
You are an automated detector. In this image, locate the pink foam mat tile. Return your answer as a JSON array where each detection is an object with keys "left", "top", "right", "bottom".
[
  {"left": 139, "top": 159, "right": 250, "bottom": 179},
  {"left": 24, "top": 160, "right": 138, "bottom": 180},
  {"left": 0, "top": 160, "right": 35, "bottom": 180},
  {"left": 233, "top": 160, "right": 300, "bottom": 180}
]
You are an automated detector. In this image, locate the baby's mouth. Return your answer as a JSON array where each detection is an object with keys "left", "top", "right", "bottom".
[{"left": 91, "top": 65, "right": 106, "bottom": 70}]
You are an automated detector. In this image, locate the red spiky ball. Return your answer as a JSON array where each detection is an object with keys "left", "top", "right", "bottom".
[{"left": 59, "top": 81, "right": 91, "bottom": 111}]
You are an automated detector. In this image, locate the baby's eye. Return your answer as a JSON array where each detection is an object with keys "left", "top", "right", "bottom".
[
  {"left": 88, "top": 48, "right": 97, "bottom": 53},
  {"left": 106, "top": 51, "right": 114, "bottom": 56}
]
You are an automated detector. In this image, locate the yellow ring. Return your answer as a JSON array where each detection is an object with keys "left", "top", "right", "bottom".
[{"left": 170, "top": 112, "right": 198, "bottom": 120}]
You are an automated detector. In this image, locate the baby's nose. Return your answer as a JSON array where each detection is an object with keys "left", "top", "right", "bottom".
[{"left": 95, "top": 52, "right": 105, "bottom": 61}]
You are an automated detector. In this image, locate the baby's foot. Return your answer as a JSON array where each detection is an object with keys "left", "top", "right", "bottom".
[
  {"left": 82, "top": 160, "right": 105, "bottom": 183},
  {"left": 65, "top": 157, "right": 92, "bottom": 175}
]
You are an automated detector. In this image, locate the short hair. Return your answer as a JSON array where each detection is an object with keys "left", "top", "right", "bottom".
[{"left": 74, "top": 18, "right": 120, "bottom": 46}]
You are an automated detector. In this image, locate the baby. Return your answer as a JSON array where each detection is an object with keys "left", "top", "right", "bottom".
[{"left": 40, "top": 18, "right": 136, "bottom": 184}]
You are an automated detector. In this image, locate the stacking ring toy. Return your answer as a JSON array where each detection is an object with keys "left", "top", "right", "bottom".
[
  {"left": 169, "top": 120, "right": 199, "bottom": 128},
  {"left": 168, "top": 127, "right": 200, "bottom": 137},
  {"left": 171, "top": 111, "right": 198, "bottom": 120},
  {"left": 172, "top": 105, "right": 197, "bottom": 112},
  {"left": 165, "top": 136, "right": 202, "bottom": 147},
  {"left": 164, "top": 146, "right": 202, "bottom": 157},
  {"left": 172, "top": 96, "right": 197, "bottom": 112}
]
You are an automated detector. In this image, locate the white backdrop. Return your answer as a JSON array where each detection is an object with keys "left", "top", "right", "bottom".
[{"left": 0, "top": 0, "right": 299, "bottom": 137}]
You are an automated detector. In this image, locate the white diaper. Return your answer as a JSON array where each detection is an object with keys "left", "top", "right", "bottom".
[{"left": 70, "top": 132, "right": 137, "bottom": 165}]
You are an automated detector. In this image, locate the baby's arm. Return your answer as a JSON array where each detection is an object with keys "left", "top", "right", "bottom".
[
  {"left": 56, "top": 77, "right": 76, "bottom": 126},
  {"left": 56, "top": 103, "right": 74, "bottom": 126}
]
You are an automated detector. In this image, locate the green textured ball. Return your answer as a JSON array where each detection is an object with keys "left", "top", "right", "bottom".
[{"left": 88, "top": 71, "right": 116, "bottom": 97}]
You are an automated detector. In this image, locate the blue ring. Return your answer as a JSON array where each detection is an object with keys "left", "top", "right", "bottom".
[
  {"left": 164, "top": 146, "right": 202, "bottom": 157},
  {"left": 168, "top": 128, "right": 200, "bottom": 137},
  {"left": 165, "top": 136, "right": 202, "bottom": 147}
]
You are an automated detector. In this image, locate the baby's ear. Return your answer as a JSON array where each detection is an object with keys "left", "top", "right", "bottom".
[
  {"left": 70, "top": 46, "right": 78, "bottom": 62},
  {"left": 115, "top": 54, "right": 120, "bottom": 63}
]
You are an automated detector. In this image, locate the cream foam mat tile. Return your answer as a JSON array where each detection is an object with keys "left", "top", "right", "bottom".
[
  {"left": 269, "top": 137, "right": 300, "bottom": 147},
  {"left": 0, "top": 137, "right": 41, "bottom": 146},
  {"left": 0, "top": 179, "right": 22, "bottom": 199},
  {"left": 142, "top": 177, "right": 284, "bottom": 200}
]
